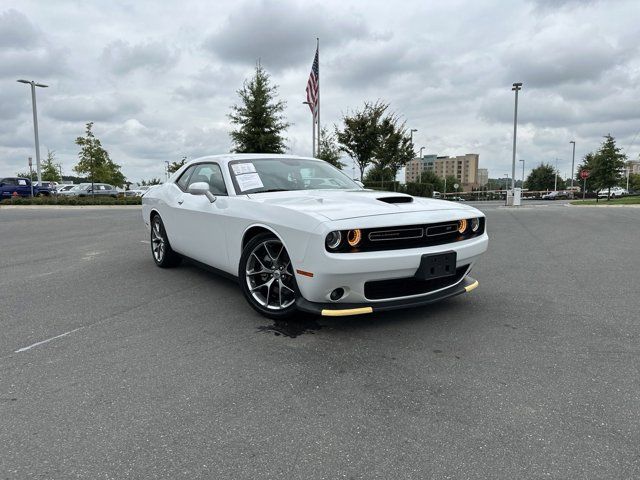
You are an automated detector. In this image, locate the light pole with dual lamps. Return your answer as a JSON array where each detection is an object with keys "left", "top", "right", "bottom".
[{"left": 17, "top": 79, "right": 48, "bottom": 185}]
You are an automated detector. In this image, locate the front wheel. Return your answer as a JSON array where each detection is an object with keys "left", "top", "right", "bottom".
[
  {"left": 150, "top": 214, "right": 182, "bottom": 268},
  {"left": 239, "top": 233, "right": 299, "bottom": 319}
]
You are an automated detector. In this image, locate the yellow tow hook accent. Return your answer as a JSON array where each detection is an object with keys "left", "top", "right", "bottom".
[
  {"left": 464, "top": 280, "right": 479, "bottom": 293},
  {"left": 321, "top": 307, "right": 373, "bottom": 317}
]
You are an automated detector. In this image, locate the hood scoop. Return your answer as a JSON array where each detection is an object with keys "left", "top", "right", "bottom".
[{"left": 377, "top": 196, "right": 413, "bottom": 204}]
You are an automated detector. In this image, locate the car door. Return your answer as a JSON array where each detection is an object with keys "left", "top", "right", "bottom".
[
  {"left": 171, "top": 162, "right": 230, "bottom": 270},
  {"left": 16, "top": 178, "right": 32, "bottom": 197},
  {"left": 162, "top": 165, "right": 196, "bottom": 254}
]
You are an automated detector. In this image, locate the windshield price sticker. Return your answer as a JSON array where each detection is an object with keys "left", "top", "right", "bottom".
[
  {"left": 232, "top": 163, "right": 257, "bottom": 175},
  {"left": 236, "top": 172, "right": 264, "bottom": 192}
]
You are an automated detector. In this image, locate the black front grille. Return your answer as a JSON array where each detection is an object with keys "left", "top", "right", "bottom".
[
  {"left": 364, "top": 266, "right": 468, "bottom": 300},
  {"left": 328, "top": 218, "right": 485, "bottom": 253}
]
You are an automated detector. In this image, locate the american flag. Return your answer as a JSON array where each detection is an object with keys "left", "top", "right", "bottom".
[{"left": 306, "top": 46, "right": 319, "bottom": 122}]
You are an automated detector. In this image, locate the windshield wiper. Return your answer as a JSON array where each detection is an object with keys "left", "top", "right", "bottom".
[{"left": 252, "top": 188, "right": 289, "bottom": 193}]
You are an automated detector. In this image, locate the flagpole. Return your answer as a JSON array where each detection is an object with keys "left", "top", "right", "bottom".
[{"left": 316, "top": 37, "right": 320, "bottom": 158}]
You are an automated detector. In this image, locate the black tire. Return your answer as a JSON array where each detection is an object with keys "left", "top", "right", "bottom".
[
  {"left": 150, "top": 214, "right": 182, "bottom": 268},
  {"left": 239, "top": 232, "right": 299, "bottom": 319}
]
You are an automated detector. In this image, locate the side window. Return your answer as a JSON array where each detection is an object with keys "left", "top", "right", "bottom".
[
  {"left": 17, "top": 179, "right": 28, "bottom": 186},
  {"left": 187, "top": 163, "right": 227, "bottom": 196},
  {"left": 176, "top": 166, "right": 196, "bottom": 191},
  {"left": 3, "top": 178, "right": 17, "bottom": 186}
]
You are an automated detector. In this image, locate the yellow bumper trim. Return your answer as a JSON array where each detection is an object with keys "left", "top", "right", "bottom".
[
  {"left": 464, "top": 280, "right": 479, "bottom": 292},
  {"left": 321, "top": 307, "right": 373, "bottom": 317}
]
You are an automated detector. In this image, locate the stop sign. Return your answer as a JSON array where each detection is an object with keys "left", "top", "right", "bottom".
[{"left": 580, "top": 170, "right": 590, "bottom": 179}]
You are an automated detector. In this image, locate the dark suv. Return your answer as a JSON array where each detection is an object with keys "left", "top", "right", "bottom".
[{"left": 0, "top": 177, "right": 51, "bottom": 199}]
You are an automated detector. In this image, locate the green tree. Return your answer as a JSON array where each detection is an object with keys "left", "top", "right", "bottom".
[
  {"left": 15, "top": 171, "right": 37, "bottom": 181},
  {"left": 591, "top": 134, "right": 626, "bottom": 198},
  {"left": 628, "top": 173, "right": 640, "bottom": 192},
  {"left": 42, "top": 149, "right": 61, "bottom": 182},
  {"left": 336, "top": 101, "right": 388, "bottom": 180},
  {"left": 229, "top": 64, "right": 290, "bottom": 153},
  {"left": 525, "top": 163, "right": 557, "bottom": 191},
  {"left": 317, "top": 127, "right": 345, "bottom": 169},
  {"left": 74, "top": 122, "right": 126, "bottom": 187},
  {"left": 418, "top": 170, "right": 444, "bottom": 192},
  {"left": 167, "top": 157, "right": 186, "bottom": 174},
  {"left": 373, "top": 114, "right": 414, "bottom": 190},
  {"left": 363, "top": 165, "right": 394, "bottom": 182},
  {"left": 141, "top": 178, "right": 162, "bottom": 186}
]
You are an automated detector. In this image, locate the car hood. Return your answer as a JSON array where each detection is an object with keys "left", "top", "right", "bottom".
[{"left": 246, "top": 189, "right": 478, "bottom": 221}]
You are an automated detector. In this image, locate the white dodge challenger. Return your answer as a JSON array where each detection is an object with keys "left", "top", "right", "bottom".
[{"left": 142, "top": 154, "right": 488, "bottom": 319}]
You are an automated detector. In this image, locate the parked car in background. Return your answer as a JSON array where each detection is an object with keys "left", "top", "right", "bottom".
[
  {"left": 58, "top": 183, "right": 118, "bottom": 197},
  {"left": 542, "top": 191, "right": 571, "bottom": 200},
  {"left": 55, "top": 184, "right": 76, "bottom": 194},
  {"left": 0, "top": 177, "right": 52, "bottom": 198},
  {"left": 597, "top": 187, "right": 627, "bottom": 198}
]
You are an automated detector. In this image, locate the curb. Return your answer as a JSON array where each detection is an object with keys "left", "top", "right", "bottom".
[{"left": 568, "top": 203, "right": 640, "bottom": 208}]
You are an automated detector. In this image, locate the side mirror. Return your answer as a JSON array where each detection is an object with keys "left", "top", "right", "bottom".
[
  {"left": 354, "top": 180, "right": 364, "bottom": 188},
  {"left": 188, "top": 182, "right": 216, "bottom": 203}
]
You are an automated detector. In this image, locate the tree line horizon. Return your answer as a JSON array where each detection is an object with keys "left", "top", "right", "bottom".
[{"left": 15, "top": 64, "right": 640, "bottom": 194}]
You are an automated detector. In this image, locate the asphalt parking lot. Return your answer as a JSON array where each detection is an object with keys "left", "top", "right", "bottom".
[{"left": 1, "top": 203, "right": 639, "bottom": 479}]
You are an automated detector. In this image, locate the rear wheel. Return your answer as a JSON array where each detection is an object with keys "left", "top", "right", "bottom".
[
  {"left": 150, "top": 214, "right": 182, "bottom": 268},
  {"left": 239, "top": 233, "right": 299, "bottom": 319}
]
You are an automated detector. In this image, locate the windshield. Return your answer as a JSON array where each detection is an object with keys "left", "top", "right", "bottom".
[{"left": 228, "top": 158, "right": 359, "bottom": 194}]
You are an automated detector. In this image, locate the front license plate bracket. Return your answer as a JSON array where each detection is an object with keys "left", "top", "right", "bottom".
[{"left": 414, "top": 251, "right": 457, "bottom": 280}]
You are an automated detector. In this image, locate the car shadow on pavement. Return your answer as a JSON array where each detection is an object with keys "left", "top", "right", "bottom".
[{"left": 257, "top": 297, "right": 470, "bottom": 338}]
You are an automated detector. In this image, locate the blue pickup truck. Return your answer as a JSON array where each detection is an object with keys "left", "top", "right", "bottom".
[{"left": 0, "top": 177, "right": 52, "bottom": 199}]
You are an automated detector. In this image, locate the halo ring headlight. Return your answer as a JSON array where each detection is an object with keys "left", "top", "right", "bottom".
[
  {"left": 457, "top": 219, "right": 468, "bottom": 234},
  {"left": 471, "top": 217, "right": 480, "bottom": 232},
  {"left": 325, "top": 231, "right": 342, "bottom": 250},
  {"left": 347, "top": 229, "right": 362, "bottom": 247}
]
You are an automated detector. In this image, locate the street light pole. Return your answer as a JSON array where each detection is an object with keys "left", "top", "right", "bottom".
[
  {"left": 554, "top": 158, "right": 559, "bottom": 191},
  {"left": 519, "top": 159, "right": 525, "bottom": 188},
  {"left": 303, "top": 101, "right": 315, "bottom": 157},
  {"left": 418, "top": 146, "right": 425, "bottom": 183},
  {"left": 569, "top": 140, "right": 576, "bottom": 188},
  {"left": 17, "top": 79, "right": 48, "bottom": 185},
  {"left": 511, "top": 83, "right": 523, "bottom": 193},
  {"left": 410, "top": 129, "right": 417, "bottom": 153}
]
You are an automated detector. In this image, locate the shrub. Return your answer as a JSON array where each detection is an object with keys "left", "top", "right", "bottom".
[{"left": 1, "top": 196, "right": 142, "bottom": 206}]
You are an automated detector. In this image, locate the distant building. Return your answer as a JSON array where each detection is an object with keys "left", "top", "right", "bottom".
[
  {"left": 405, "top": 153, "right": 480, "bottom": 190},
  {"left": 477, "top": 168, "right": 488, "bottom": 186},
  {"left": 405, "top": 154, "right": 437, "bottom": 183},
  {"left": 627, "top": 160, "right": 640, "bottom": 175}
]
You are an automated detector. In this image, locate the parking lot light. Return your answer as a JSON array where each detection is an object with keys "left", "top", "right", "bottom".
[{"left": 17, "top": 79, "right": 48, "bottom": 186}]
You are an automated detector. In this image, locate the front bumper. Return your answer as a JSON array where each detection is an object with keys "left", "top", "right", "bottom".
[{"left": 296, "top": 275, "right": 479, "bottom": 316}]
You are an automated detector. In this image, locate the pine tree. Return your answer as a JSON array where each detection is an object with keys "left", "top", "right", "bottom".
[
  {"left": 229, "top": 65, "right": 290, "bottom": 153},
  {"left": 591, "top": 134, "right": 626, "bottom": 197},
  {"left": 74, "top": 122, "right": 126, "bottom": 187},
  {"left": 42, "top": 149, "right": 61, "bottom": 182}
]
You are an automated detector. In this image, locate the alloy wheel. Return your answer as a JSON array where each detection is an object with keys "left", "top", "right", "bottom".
[
  {"left": 151, "top": 218, "right": 166, "bottom": 263},
  {"left": 245, "top": 239, "right": 296, "bottom": 310}
]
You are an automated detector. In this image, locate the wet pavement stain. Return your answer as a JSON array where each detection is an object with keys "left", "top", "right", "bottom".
[{"left": 257, "top": 316, "right": 322, "bottom": 338}]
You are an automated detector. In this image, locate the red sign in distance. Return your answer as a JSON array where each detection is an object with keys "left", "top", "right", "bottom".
[{"left": 580, "top": 170, "right": 590, "bottom": 179}]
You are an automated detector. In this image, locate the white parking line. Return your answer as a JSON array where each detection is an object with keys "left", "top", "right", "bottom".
[{"left": 14, "top": 327, "right": 84, "bottom": 353}]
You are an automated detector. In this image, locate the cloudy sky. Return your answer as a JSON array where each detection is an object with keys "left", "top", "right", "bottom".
[{"left": 1, "top": 0, "right": 639, "bottom": 183}]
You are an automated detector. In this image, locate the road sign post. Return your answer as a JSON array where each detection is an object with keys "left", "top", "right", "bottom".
[
  {"left": 580, "top": 170, "right": 590, "bottom": 200},
  {"left": 28, "top": 157, "right": 34, "bottom": 197}
]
